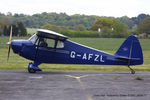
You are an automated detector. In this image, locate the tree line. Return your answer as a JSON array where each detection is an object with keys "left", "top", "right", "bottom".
[
  {"left": 0, "top": 21, "right": 27, "bottom": 36},
  {"left": 0, "top": 12, "right": 150, "bottom": 38}
]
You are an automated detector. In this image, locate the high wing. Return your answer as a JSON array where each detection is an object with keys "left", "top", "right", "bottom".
[{"left": 37, "top": 29, "right": 68, "bottom": 41}]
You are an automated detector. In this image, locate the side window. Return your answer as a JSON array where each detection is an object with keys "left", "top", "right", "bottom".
[
  {"left": 45, "top": 38, "right": 55, "bottom": 48},
  {"left": 39, "top": 38, "right": 47, "bottom": 47},
  {"left": 39, "top": 38, "right": 55, "bottom": 48},
  {"left": 38, "top": 38, "right": 64, "bottom": 48},
  {"left": 56, "top": 41, "right": 64, "bottom": 48}
]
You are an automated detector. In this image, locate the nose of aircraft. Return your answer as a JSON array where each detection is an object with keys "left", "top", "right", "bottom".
[{"left": 11, "top": 40, "right": 23, "bottom": 54}]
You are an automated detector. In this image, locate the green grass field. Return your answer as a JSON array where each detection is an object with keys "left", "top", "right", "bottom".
[
  {"left": 27, "top": 28, "right": 37, "bottom": 35},
  {"left": 0, "top": 36, "right": 150, "bottom": 72}
]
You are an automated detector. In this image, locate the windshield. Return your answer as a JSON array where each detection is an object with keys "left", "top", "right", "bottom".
[{"left": 28, "top": 34, "right": 38, "bottom": 44}]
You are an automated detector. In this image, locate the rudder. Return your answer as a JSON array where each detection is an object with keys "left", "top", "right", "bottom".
[{"left": 115, "top": 35, "right": 143, "bottom": 65}]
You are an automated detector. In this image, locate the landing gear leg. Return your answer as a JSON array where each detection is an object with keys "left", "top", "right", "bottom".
[
  {"left": 128, "top": 66, "right": 135, "bottom": 74},
  {"left": 28, "top": 62, "right": 42, "bottom": 73}
]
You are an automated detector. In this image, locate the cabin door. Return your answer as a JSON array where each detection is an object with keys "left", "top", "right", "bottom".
[{"left": 36, "top": 38, "right": 56, "bottom": 63}]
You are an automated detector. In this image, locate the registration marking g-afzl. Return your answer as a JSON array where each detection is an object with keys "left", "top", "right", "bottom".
[{"left": 70, "top": 51, "right": 105, "bottom": 62}]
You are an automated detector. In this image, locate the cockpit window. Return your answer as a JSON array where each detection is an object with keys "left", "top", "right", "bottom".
[
  {"left": 56, "top": 41, "right": 64, "bottom": 48},
  {"left": 29, "top": 34, "right": 38, "bottom": 44},
  {"left": 39, "top": 38, "right": 48, "bottom": 47},
  {"left": 45, "top": 38, "right": 55, "bottom": 48},
  {"left": 39, "top": 38, "right": 64, "bottom": 48}
]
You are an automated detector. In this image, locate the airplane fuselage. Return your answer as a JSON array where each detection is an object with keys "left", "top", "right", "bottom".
[
  {"left": 10, "top": 29, "right": 143, "bottom": 73},
  {"left": 11, "top": 39, "right": 136, "bottom": 66}
]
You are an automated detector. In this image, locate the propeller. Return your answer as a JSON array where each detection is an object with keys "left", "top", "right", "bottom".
[{"left": 7, "top": 26, "right": 12, "bottom": 62}]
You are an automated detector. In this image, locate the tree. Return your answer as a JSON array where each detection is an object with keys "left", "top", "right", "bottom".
[
  {"left": 3, "top": 25, "right": 16, "bottom": 36},
  {"left": 0, "top": 21, "right": 6, "bottom": 35},
  {"left": 2, "top": 22, "right": 27, "bottom": 36},
  {"left": 3, "top": 26, "right": 8, "bottom": 36},
  {"left": 90, "top": 18, "right": 114, "bottom": 31},
  {"left": 112, "top": 22, "right": 128, "bottom": 37},
  {"left": 12, "top": 24, "right": 19, "bottom": 36},
  {"left": 131, "top": 14, "right": 149, "bottom": 24},
  {"left": 73, "top": 24, "right": 86, "bottom": 31},
  {"left": 138, "top": 16, "right": 150, "bottom": 35},
  {"left": 41, "top": 23, "right": 68, "bottom": 33},
  {"left": 90, "top": 18, "right": 128, "bottom": 37},
  {"left": 17, "top": 22, "right": 27, "bottom": 36}
]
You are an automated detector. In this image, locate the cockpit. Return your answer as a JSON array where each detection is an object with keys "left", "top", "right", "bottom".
[{"left": 29, "top": 33, "right": 65, "bottom": 48}]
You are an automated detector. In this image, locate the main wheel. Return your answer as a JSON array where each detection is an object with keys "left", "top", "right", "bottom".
[
  {"left": 28, "top": 68, "right": 36, "bottom": 73},
  {"left": 28, "top": 63, "right": 36, "bottom": 73}
]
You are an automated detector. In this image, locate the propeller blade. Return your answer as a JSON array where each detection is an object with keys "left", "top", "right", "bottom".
[
  {"left": 7, "top": 26, "right": 12, "bottom": 62},
  {"left": 7, "top": 45, "right": 11, "bottom": 61}
]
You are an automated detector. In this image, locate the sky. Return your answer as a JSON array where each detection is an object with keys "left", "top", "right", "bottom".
[{"left": 0, "top": 0, "right": 150, "bottom": 17}]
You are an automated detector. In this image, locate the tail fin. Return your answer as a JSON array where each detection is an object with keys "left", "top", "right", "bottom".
[{"left": 115, "top": 35, "right": 143, "bottom": 65}]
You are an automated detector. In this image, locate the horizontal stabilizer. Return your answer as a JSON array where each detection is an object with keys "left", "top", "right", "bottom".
[{"left": 116, "top": 56, "right": 141, "bottom": 61}]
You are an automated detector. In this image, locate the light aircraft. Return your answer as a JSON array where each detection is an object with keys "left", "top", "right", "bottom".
[{"left": 7, "top": 28, "right": 143, "bottom": 74}]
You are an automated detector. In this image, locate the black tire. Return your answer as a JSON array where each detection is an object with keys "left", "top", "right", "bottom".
[
  {"left": 28, "top": 63, "right": 36, "bottom": 73},
  {"left": 28, "top": 68, "right": 36, "bottom": 73},
  {"left": 131, "top": 70, "right": 135, "bottom": 74}
]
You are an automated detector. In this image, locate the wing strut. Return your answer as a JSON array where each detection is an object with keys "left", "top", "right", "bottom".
[{"left": 27, "top": 37, "right": 42, "bottom": 73}]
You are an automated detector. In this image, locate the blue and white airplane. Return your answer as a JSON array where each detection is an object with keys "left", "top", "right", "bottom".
[{"left": 7, "top": 28, "right": 143, "bottom": 74}]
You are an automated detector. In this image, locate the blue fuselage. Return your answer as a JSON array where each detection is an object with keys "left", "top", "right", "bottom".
[{"left": 11, "top": 39, "right": 140, "bottom": 66}]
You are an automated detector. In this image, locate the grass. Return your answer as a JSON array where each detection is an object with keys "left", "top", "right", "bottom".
[
  {"left": 0, "top": 36, "right": 150, "bottom": 72},
  {"left": 27, "top": 28, "right": 37, "bottom": 35},
  {"left": 113, "top": 76, "right": 119, "bottom": 80},
  {"left": 70, "top": 38, "right": 150, "bottom": 51},
  {"left": 0, "top": 36, "right": 29, "bottom": 48},
  {"left": 134, "top": 77, "right": 144, "bottom": 80}
]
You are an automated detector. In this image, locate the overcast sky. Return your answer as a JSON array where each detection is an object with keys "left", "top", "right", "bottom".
[{"left": 0, "top": 0, "right": 149, "bottom": 17}]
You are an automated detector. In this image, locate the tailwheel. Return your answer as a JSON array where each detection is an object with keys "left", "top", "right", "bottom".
[
  {"left": 131, "top": 70, "right": 135, "bottom": 74},
  {"left": 128, "top": 66, "right": 135, "bottom": 74}
]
